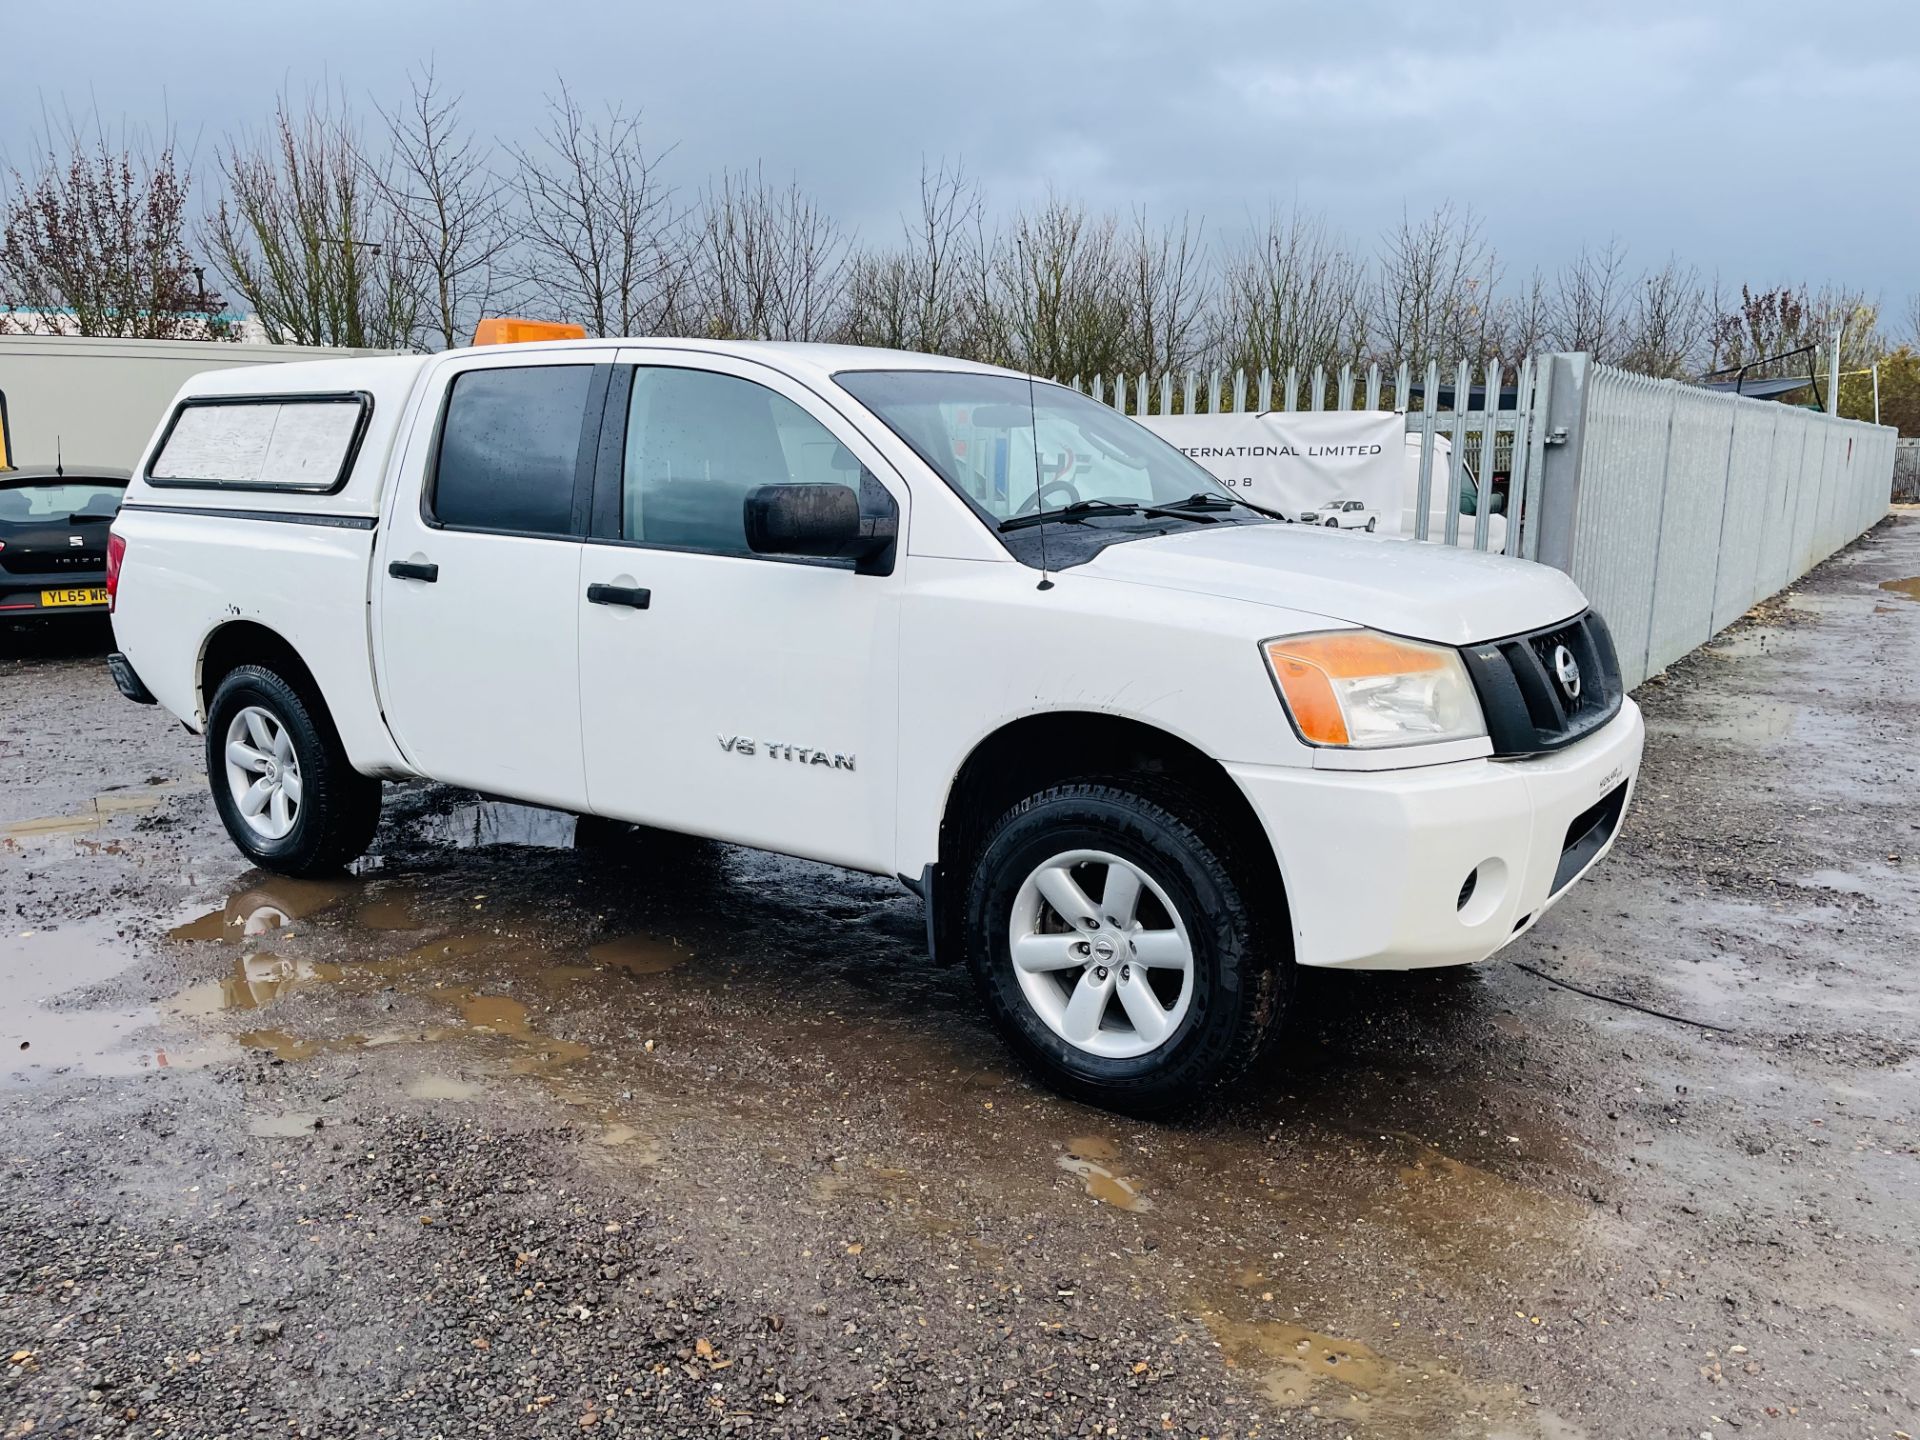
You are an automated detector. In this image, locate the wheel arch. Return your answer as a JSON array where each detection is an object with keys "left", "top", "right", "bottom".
[
  {"left": 928, "top": 710, "right": 1289, "bottom": 957},
  {"left": 197, "top": 620, "right": 329, "bottom": 730}
]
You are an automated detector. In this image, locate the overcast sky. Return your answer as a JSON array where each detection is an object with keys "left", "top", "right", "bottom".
[{"left": 8, "top": 0, "right": 1916, "bottom": 322}]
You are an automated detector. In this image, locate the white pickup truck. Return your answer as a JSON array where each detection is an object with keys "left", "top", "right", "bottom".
[{"left": 106, "top": 336, "right": 1642, "bottom": 1112}]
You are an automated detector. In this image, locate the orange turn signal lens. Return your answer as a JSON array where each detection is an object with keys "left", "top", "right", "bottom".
[
  {"left": 471, "top": 317, "right": 588, "bottom": 346},
  {"left": 1262, "top": 631, "right": 1479, "bottom": 748}
]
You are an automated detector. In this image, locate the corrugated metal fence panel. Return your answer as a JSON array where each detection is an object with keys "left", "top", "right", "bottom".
[
  {"left": 1792, "top": 424, "right": 1834, "bottom": 575},
  {"left": 1709, "top": 403, "right": 1779, "bottom": 632},
  {"left": 1566, "top": 364, "right": 1895, "bottom": 687},
  {"left": 1754, "top": 407, "right": 1808, "bottom": 603},
  {"left": 1645, "top": 385, "right": 1737, "bottom": 676},
  {"left": 1569, "top": 368, "right": 1670, "bottom": 687}
]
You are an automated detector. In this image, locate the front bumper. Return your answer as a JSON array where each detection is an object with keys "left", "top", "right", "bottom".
[{"left": 1227, "top": 699, "right": 1644, "bottom": 970}]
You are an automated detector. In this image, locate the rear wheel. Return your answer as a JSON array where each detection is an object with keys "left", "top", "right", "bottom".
[
  {"left": 1365, "top": 517, "right": 1377, "bottom": 532},
  {"left": 961, "top": 781, "right": 1285, "bottom": 1115},
  {"left": 206, "top": 665, "right": 382, "bottom": 876}
]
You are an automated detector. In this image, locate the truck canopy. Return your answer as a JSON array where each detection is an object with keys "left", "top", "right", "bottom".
[{"left": 124, "top": 354, "right": 433, "bottom": 522}]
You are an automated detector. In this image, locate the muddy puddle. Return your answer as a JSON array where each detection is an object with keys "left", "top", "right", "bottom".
[
  {"left": 587, "top": 933, "right": 689, "bottom": 975},
  {"left": 1, "top": 782, "right": 179, "bottom": 850},
  {"left": 1057, "top": 1135, "right": 1155, "bottom": 1211},
  {"left": 1200, "top": 1305, "right": 1521, "bottom": 1433},
  {"left": 1784, "top": 590, "right": 1878, "bottom": 616},
  {"left": 1, "top": 921, "right": 169, "bottom": 1083},
  {"left": 415, "top": 799, "right": 580, "bottom": 849},
  {"left": 248, "top": 1111, "right": 324, "bottom": 1138},
  {"left": 1704, "top": 625, "right": 1788, "bottom": 659},
  {"left": 1878, "top": 575, "right": 1920, "bottom": 602},
  {"left": 1646, "top": 697, "right": 1795, "bottom": 743}
]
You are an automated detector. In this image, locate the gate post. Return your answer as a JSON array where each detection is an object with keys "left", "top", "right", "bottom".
[{"left": 1531, "top": 352, "right": 1591, "bottom": 574}]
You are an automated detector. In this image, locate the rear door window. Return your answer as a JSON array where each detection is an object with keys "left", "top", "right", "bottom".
[{"left": 431, "top": 366, "right": 593, "bottom": 536}]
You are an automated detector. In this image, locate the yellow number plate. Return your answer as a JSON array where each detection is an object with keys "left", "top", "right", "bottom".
[{"left": 40, "top": 587, "right": 107, "bottom": 608}]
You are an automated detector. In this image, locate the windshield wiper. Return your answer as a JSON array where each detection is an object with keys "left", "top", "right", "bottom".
[
  {"left": 68, "top": 511, "right": 119, "bottom": 524},
  {"left": 1140, "top": 491, "right": 1240, "bottom": 521},
  {"left": 999, "top": 499, "right": 1142, "bottom": 532}
]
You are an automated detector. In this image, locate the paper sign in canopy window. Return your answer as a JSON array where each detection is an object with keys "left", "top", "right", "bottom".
[{"left": 150, "top": 399, "right": 364, "bottom": 490}]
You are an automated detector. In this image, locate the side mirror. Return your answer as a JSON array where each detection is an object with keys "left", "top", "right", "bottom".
[{"left": 743, "top": 483, "right": 896, "bottom": 573}]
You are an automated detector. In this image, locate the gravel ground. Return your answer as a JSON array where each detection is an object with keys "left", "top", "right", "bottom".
[{"left": 2, "top": 516, "right": 1917, "bottom": 1439}]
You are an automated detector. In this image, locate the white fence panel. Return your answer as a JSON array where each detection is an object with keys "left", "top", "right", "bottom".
[
  {"left": 1709, "top": 404, "right": 1780, "bottom": 632},
  {"left": 1755, "top": 408, "right": 1810, "bottom": 599},
  {"left": 1563, "top": 363, "right": 1893, "bottom": 687},
  {"left": 1646, "top": 386, "right": 1737, "bottom": 675},
  {"left": 1568, "top": 369, "right": 1671, "bottom": 687}
]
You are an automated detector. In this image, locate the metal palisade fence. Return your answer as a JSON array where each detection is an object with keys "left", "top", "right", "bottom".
[{"left": 1064, "top": 354, "right": 1897, "bottom": 687}]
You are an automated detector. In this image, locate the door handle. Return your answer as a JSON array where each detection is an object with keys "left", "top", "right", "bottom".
[
  {"left": 587, "top": 582, "right": 650, "bottom": 609},
  {"left": 388, "top": 560, "right": 439, "bottom": 583}
]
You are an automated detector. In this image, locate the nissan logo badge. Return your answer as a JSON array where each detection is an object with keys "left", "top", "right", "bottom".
[{"left": 1553, "top": 644, "right": 1582, "bottom": 700}]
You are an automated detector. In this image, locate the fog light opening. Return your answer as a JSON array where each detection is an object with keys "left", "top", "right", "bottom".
[{"left": 1456, "top": 858, "right": 1508, "bottom": 926}]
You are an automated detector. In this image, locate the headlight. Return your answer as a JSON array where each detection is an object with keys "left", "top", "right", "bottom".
[{"left": 1262, "top": 630, "right": 1487, "bottom": 748}]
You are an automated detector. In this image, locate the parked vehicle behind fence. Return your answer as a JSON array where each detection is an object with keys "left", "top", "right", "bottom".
[{"left": 105, "top": 332, "right": 1643, "bottom": 1112}]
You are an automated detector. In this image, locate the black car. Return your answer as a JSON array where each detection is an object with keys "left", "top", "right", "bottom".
[{"left": 0, "top": 466, "right": 131, "bottom": 622}]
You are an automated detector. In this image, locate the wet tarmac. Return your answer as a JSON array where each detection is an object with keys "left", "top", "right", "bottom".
[{"left": 2, "top": 527, "right": 1918, "bottom": 1437}]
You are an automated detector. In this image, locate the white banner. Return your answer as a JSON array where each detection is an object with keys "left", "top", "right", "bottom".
[{"left": 1142, "top": 410, "right": 1408, "bottom": 533}]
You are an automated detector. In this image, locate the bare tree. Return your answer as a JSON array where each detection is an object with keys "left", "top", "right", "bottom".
[
  {"left": 372, "top": 64, "right": 511, "bottom": 349},
  {"left": 506, "top": 84, "right": 680, "bottom": 337},
  {"left": 0, "top": 123, "right": 226, "bottom": 339},
  {"left": 1707, "top": 283, "right": 1882, "bottom": 378},
  {"left": 1546, "top": 239, "right": 1632, "bottom": 361},
  {"left": 1491, "top": 268, "right": 1552, "bottom": 365},
  {"left": 1216, "top": 208, "right": 1369, "bottom": 381},
  {"left": 1907, "top": 293, "right": 1920, "bottom": 349},
  {"left": 1373, "top": 202, "right": 1499, "bottom": 373},
  {"left": 207, "top": 91, "right": 419, "bottom": 349},
  {"left": 1802, "top": 285, "right": 1882, "bottom": 371},
  {"left": 686, "top": 166, "right": 852, "bottom": 340},
  {"left": 1121, "top": 209, "right": 1210, "bottom": 378},
  {"left": 991, "top": 194, "right": 1133, "bottom": 380},
  {"left": 1620, "top": 257, "right": 1709, "bottom": 378},
  {"left": 840, "top": 159, "right": 986, "bottom": 353}
]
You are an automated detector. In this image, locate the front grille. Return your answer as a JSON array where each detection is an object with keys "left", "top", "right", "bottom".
[{"left": 1459, "top": 610, "right": 1623, "bottom": 756}]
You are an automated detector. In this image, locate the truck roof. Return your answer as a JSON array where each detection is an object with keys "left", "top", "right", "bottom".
[
  {"left": 172, "top": 338, "right": 1030, "bottom": 401},
  {"left": 130, "top": 340, "right": 1038, "bottom": 524}
]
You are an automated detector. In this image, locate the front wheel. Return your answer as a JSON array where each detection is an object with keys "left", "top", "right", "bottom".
[
  {"left": 1324, "top": 517, "right": 1339, "bottom": 527},
  {"left": 206, "top": 665, "right": 382, "bottom": 876},
  {"left": 961, "top": 781, "right": 1285, "bottom": 1115}
]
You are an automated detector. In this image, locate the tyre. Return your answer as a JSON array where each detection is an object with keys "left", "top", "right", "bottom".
[
  {"left": 1365, "top": 517, "right": 1377, "bottom": 532},
  {"left": 961, "top": 780, "right": 1286, "bottom": 1115},
  {"left": 206, "top": 665, "right": 382, "bottom": 876},
  {"left": 1324, "top": 517, "right": 1339, "bottom": 527}
]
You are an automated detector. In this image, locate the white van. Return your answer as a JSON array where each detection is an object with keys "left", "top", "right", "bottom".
[{"left": 105, "top": 336, "right": 1641, "bottom": 1112}]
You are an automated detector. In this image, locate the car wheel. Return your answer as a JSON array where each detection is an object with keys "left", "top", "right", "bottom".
[
  {"left": 206, "top": 665, "right": 382, "bottom": 876},
  {"left": 961, "top": 780, "right": 1286, "bottom": 1115},
  {"left": 1365, "top": 517, "right": 1376, "bottom": 532},
  {"left": 1324, "top": 517, "right": 1339, "bottom": 527}
]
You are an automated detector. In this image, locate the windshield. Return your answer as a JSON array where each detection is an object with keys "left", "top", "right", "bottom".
[
  {"left": 0, "top": 480, "right": 125, "bottom": 522},
  {"left": 834, "top": 370, "right": 1237, "bottom": 525}
]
